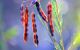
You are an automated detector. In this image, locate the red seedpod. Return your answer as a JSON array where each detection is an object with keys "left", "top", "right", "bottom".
[
  {"left": 21, "top": 5, "right": 29, "bottom": 43},
  {"left": 31, "top": 12, "right": 39, "bottom": 47},
  {"left": 47, "top": 2, "right": 54, "bottom": 36}
]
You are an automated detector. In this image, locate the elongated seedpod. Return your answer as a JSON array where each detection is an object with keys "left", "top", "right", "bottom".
[
  {"left": 21, "top": 5, "right": 29, "bottom": 43},
  {"left": 31, "top": 12, "right": 39, "bottom": 47},
  {"left": 34, "top": 1, "right": 48, "bottom": 22},
  {"left": 47, "top": 2, "right": 54, "bottom": 36}
]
